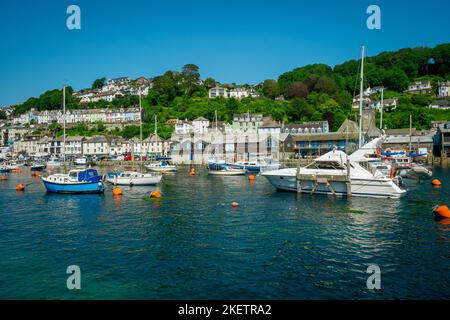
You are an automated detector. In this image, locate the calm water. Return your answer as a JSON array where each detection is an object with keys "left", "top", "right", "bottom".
[{"left": 0, "top": 166, "right": 449, "bottom": 299}]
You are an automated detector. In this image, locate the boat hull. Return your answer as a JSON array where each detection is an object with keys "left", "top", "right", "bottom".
[
  {"left": 208, "top": 170, "right": 246, "bottom": 176},
  {"left": 106, "top": 175, "right": 162, "bottom": 186},
  {"left": 42, "top": 178, "right": 105, "bottom": 194},
  {"left": 263, "top": 173, "right": 406, "bottom": 198},
  {"left": 146, "top": 166, "right": 178, "bottom": 172}
]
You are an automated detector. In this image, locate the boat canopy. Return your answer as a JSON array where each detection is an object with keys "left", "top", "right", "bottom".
[{"left": 77, "top": 169, "right": 102, "bottom": 182}]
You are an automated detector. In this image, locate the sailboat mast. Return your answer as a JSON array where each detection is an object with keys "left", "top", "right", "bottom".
[
  {"left": 358, "top": 45, "right": 365, "bottom": 148},
  {"left": 63, "top": 86, "right": 66, "bottom": 163},
  {"left": 380, "top": 87, "right": 384, "bottom": 130},
  {"left": 409, "top": 114, "right": 412, "bottom": 153},
  {"left": 139, "top": 91, "right": 143, "bottom": 168},
  {"left": 154, "top": 115, "right": 158, "bottom": 157}
]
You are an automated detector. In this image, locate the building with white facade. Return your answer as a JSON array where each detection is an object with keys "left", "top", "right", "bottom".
[
  {"left": 208, "top": 86, "right": 229, "bottom": 99},
  {"left": 438, "top": 81, "right": 450, "bottom": 97},
  {"left": 82, "top": 136, "right": 110, "bottom": 156},
  {"left": 406, "top": 80, "right": 432, "bottom": 94}
]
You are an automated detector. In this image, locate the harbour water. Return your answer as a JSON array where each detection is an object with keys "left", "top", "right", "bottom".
[{"left": 0, "top": 166, "right": 449, "bottom": 299}]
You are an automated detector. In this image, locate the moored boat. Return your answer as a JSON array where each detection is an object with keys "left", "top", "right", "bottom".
[
  {"left": 207, "top": 162, "right": 246, "bottom": 176},
  {"left": 106, "top": 171, "right": 162, "bottom": 186},
  {"left": 46, "top": 157, "right": 62, "bottom": 168},
  {"left": 145, "top": 158, "right": 178, "bottom": 172},
  {"left": 74, "top": 157, "right": 88, "bottom": 166},
  {"left": 262, "top": 138, "right": 406, "bottom": 199},
  {"left": 41, "top": 169, "right": 105, "bottom": 194},
  {"left": 227, "top": 159, "right": 280, "bottom": 173},
  {"left": 30, "top": 162, "right": 46, "bottom": 171}
]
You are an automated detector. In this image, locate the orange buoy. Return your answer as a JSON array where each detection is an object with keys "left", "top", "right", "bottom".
[
  {"left": 432, "top": 179, "right": 441, "bottom": 187},
  {"left": 189, "top": 168, "right": 196, "bottom": 176},
  {"left": 16, "top": 183, "right": 25, "bottom": 191},
  {"left": 231, "top": 202, "right": 239, "bottom": 207},
  {"left": 12, "top": 169, "right": 21, "bottom": 174},
  {"left": 434, "top": 205, "right": 450, "bottom": 219},
  {"left": 248, "top": 175, "right": 255, "bottom": 181},
  {"left": 150, "top": 190, "right": 161, "bottom": 198},
  {"left": 161, "top": 170, "right": 166, "bottom": 175},
  {"left": 0, "top": 175, "right": 7, "bottom": 180},
  {"left": 112, "top": 187, "right": 123, "bottom": 196}
]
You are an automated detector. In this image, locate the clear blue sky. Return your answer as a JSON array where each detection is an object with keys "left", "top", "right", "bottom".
[{"left": 0, "top": 0, "right": 449, "bottom": 106}]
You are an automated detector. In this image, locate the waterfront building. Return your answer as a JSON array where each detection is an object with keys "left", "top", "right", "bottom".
[
  {"left": 64, "top": 136, "right": 84, "bottom": 156},
  {"left": 383, "top": 131, "right": 434, "bottom": 155},
  {"left": 435, "top": 122, "right": 450, "bottom": 157},
  {"left": 228, "top": 113, "right": 264, "bottom": 134},
  {"left": 281, "top": 121, "right": 329, "bottom": 135},
  {"left": 258, "top": 117, "right": 281, "bottom": 134},
  {"left": 406, "top": 80, "right": 432, "bottom": 94},
  {"left": 82, "top": 136, "right": 110, "bottom": 157}
]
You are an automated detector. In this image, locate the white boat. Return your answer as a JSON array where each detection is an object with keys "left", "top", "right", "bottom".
[
  {"left": 46, "top": 157, "right": 62, "bottom": 167},
  {"left": 227, "top": 159, "right": 280, "bottom": 173},
  {"left": 262, "top": 138, "right": 406, "bottom": 198},
  {"left": 30, "top": 162, "right": 46, "bottom": 171},
  {"left": 207, "top": 162, "right": 246, "bottom": 175},
  {"left": 106, "top": 171, "right": 162, "bottom": 186},
  {"left": 145, "top": 159, "right": 178, "bottom": 172},
  {"left": 74, "top": 157, "right": 87, "bottom": 166}
]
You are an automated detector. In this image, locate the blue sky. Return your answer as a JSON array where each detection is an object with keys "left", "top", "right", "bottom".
[{"left": 0, "top": 0, "right": 449, "bottom": 106}]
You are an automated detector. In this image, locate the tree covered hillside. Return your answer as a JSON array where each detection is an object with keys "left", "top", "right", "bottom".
[{"left": 10, "top": 43, "right": 450, "bottom": 139}]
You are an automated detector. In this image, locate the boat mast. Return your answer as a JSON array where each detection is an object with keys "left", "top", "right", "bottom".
[
  {"left": 63, "top": 85, "right": 66, "bottom": 164},
  {"left": 358, "top": 45, "right": 365, "bottom": 148},
  {"left": 154, "top": 114, "right": 157, "bottom": 157},
  {"left": 409, "top": 114, "right": 412, "bottom": 154},
  {"left": 379, "top": 87, "right": 384, "bottom": 130},
  {"left": 139, "top": 91, "right": 143, "bottom": 170}
]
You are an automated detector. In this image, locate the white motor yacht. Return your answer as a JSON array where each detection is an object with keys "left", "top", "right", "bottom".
[{"left": 262, "top": 138, "right": 406, "bottom": 199}]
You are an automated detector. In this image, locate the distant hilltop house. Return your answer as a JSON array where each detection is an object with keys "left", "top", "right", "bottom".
[
  {"left": 405, "top": 80, "right": 432, "bottom": 94},
  {"left": 73, "top": 76, "right": 150, "bottom": 104},
  {"left": 174, "top": 117, "right": 211, "bottom": 135},
  {"left": 208, "top": 86, "right": 259, "bottom": 99},
  {"left": 352, "top": 93, "right": 372, "bottom": 109},
  {"left": 11, "top": 108, "right": 141, "bottom": 125},
  {"left": 438, "top": 81, "right": 450, "bottom": 97},
  {"left": 371, "top": 98, "right": 399, "bottom": 111},
  {"left": 428, "top": 99, "right": 450, "bottom": 110},
  {"left": 208, "top": 86, "right": 229, "bottom": 98}
]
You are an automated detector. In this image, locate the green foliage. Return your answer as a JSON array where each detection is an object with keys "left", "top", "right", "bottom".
[
  {"left": 9, "top": 43, "right": 450, "bottom": 140},
  {"left": 92, "top": 77, "right": 106, "bottom": 90}
]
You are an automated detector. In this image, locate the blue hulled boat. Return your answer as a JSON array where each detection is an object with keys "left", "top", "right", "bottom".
[{"left": 41, "top": 169, "right": 105, "bottom": 194}]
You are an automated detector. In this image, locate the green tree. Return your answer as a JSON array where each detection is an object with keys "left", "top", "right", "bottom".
[
  {"left": 262, "top": 79, "right": 280, "bottom": 99},
  {"left": 92, "top": 78, "right": 106, "bottom": 90}
]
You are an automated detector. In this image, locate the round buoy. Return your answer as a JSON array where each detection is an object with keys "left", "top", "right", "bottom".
[
  {"left": 434, "top": 205, "right": 450, "bottom": 219},
  {"left": 248, "top": 175, "right": 255, "bottom": 181},
  {"left": 112, "top": 187, "right": 122, "bottom": 196},
  {"left": 231, "top": 202, "right": 239, "bottom": 207},
  {"left": 432, "top": 179, "right": 441, "bottom": 186},
  {"left": 189, "top": 168, "right": 196, "bottom": 176},
  {"left": 161, "top": 170, "right": 166, "bottom": 175},
  {"left": 0, "top": 175, "right": 7, "bottom": 180},
  {"left": 16, "top": 183, "right": 25, "bottom": 191},
  {"left": 150, "top": 190, "right": 161, "bottom": 198}
]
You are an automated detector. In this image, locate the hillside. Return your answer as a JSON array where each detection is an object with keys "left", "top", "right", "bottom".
[{"left": 8, "top": 43, "right": 450, "bottom": 139}]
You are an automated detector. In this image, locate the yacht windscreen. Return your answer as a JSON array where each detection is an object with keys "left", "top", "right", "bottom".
[{"left": 306, "top": 161, "right": 345, "bottom": 170}]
